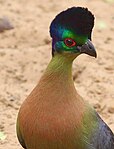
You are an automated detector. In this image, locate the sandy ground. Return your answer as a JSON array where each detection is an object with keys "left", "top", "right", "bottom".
[{"left": 0, "top": 0, "right": 114, "bottom": 148}]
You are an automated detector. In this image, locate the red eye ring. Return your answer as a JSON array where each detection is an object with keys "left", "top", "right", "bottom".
[{"left": 64, "top": 38, "right": 76, "bottom": 47}]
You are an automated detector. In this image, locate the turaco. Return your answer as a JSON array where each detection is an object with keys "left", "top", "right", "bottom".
[{"left": 17, "top": 7, "right": 114, "bottom": 149}]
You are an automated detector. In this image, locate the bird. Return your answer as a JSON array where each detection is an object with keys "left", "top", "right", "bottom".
[
  {"left": 0, "top": 17, "right": 13, "bottom": 32},
  {"left": 16, "top": 7, "right": 114, "bottom": 149}
]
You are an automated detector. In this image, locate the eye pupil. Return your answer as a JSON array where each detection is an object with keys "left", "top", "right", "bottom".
[
  {"left": 66, "top": 39, "right": 73, "bottom": 46},
  {"left": 64, "top": 38, "right": 76, "bottom": 47}
]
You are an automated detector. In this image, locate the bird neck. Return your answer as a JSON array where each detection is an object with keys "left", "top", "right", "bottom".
[
  {"left": 37, "top": 53, "right": 79, "bottom": 104},
  {"left": 44, "top": 53, "right": 74, "bottom": 84}
]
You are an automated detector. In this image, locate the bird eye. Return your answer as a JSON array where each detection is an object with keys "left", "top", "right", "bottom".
[{"left": 64, "top": 38, "right": 76, "bottom": 47}]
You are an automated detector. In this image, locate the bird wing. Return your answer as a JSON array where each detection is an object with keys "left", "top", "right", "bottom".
[
  {"left": 90, "top": 113, "right": 114, "bottom": 149},
  {"left": 16, "top": 118, "right": 27, "bottom": 149}
]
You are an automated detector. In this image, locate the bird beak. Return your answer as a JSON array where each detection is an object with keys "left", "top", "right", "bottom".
[{"left": 77, "top": 39, "right": 97, "bottom": 58}]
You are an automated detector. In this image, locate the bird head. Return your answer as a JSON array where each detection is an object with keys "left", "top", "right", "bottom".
[{"left": 50, "top": 7, "right": 97, "bottom": 59}]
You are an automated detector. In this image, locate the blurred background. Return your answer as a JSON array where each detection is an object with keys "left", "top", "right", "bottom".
[{"left": 0, "top": 0, "right": 114, "bottom": 148}]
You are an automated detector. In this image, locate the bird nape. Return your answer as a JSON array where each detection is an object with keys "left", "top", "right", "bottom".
[{"left": 17, "top": 7, "right": 114, "bottom": 149}]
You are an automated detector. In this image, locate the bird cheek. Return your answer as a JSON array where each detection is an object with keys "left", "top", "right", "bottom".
[
  {"left": 54, "top": 42, "right": 75, "bottom": 53},
  {"left": 71, "top": 47, "right": 80, "bottom": 54},
  {"left": 54, "top": 42, "right": 64, "bottom": 53}
]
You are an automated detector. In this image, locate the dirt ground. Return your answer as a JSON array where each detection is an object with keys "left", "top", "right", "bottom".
[{"left": 0, "top": 0, "right": 114, "bottom": 149}]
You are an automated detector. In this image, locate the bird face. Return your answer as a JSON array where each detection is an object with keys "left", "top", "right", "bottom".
[
  {"left": 52, "top": 27, "right": 97, "bottom": 58},
  {"left": 50, "top": 7, "right": 97, "bottom": 58}
]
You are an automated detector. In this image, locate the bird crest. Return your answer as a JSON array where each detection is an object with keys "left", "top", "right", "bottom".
[{"left": 50, "top": 7, "right": 95, "bottom": 40}]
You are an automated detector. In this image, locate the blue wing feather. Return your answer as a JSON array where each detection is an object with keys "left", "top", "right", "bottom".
[{"left": 90, "top": 113, "right": 114, "bottom": 149}]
